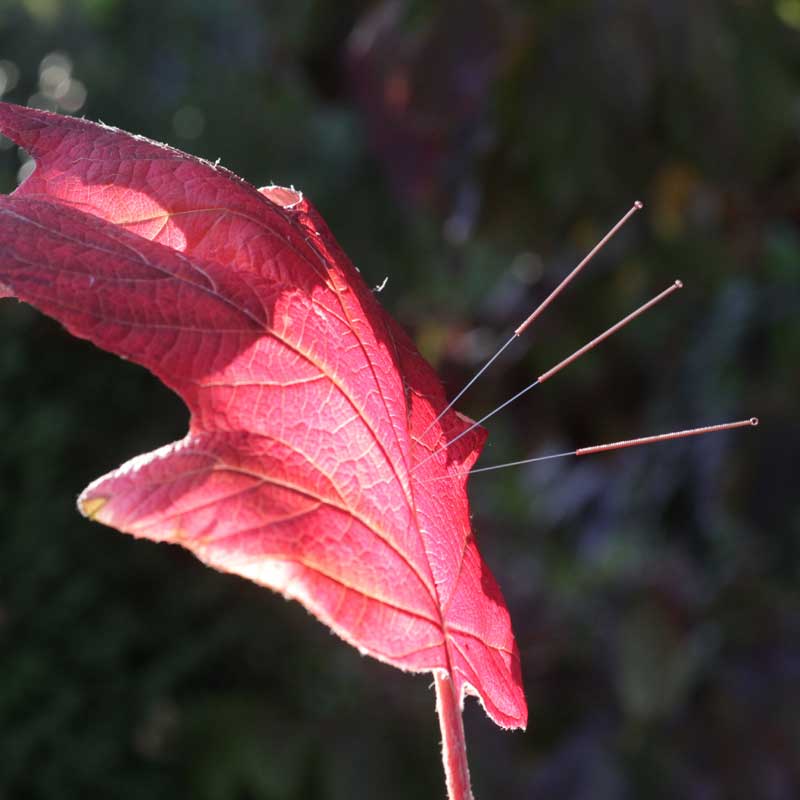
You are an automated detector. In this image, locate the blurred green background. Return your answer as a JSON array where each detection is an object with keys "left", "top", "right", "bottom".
[{"left": 0, "top": 1, "right": 797, "bottom": 798}]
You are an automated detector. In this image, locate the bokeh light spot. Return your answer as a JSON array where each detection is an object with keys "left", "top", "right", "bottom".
[
  {"left": 23, "top": 0, "right": 62, "bottom": 23},
  {"left": 32, "top": 52, "right": 86, "bottom": 113},
  {"left": 776, "top": 0, "right": 800, "bottom": 29},
  {"left": 58, "top": 79, "right": 87, "bottom": 112},
  {"left": 0, "top": 61, "right": 20, "bottom": 97},
  {"left": 17, "top": 157, "right": 35, "bottom": 185}
]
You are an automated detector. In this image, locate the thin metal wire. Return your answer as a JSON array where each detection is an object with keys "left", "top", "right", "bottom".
[
  {"left": 420, "top": 333, "right": 517, "bottom": 440},
  {"left": 417, "top": 450, "right": 575, "bottom": 483},
  {"left": 469, "top": 450, "right": 574, "bottom": 474},
  {"left": 413, "top": 380, "right": 540, "bottom": 472}
]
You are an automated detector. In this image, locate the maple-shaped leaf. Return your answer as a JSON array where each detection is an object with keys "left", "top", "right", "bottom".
[{"left": 0, "top": 103, "right": 526, "bottom": 731}]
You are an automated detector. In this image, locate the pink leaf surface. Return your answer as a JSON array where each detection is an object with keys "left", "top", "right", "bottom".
[{"left": 0, "top": 103, "right": 526, "bottom": 729}]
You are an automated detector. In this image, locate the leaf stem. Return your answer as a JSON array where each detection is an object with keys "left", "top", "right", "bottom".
[{"left": 434, "top": 672, "right": 474, "bottom": 800}]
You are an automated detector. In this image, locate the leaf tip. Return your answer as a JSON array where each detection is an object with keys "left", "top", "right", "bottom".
[
  {"left": 258, "top": 184, "right": 304, "bottom": 209},
  {"left": 78, "top": 494, "right": 109, "bottom": 521}
]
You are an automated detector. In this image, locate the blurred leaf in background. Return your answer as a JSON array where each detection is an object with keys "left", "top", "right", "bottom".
[{"left": 0, "top": 0, "right": 797, "bottom": 798}]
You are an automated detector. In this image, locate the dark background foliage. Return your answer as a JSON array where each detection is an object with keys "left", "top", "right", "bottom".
[{"left": 0, "top": 1, "right": 797, "bottom": 798}]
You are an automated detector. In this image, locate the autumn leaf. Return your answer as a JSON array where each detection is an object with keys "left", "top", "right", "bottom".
[{"left": 0, "top": 103, "right": 526, "bottom": 775}]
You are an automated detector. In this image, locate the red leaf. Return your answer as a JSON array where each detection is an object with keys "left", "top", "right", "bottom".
[{"left": 0, "top": 103, "right": 526, "bottom": 729}]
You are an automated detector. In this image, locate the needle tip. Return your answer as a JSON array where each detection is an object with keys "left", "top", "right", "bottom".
[
  {"left": 634, "top": 200, "right": 644, "bottom": 210},
  {"left": 750, "top": 417, "right": 759, "bottom": 426},
  {"left": 674, "top": 279, "right": 683, "bottom": 289}
]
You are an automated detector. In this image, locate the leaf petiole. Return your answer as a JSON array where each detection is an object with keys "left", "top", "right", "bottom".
[{"left": 435, "top": 672, "right": 474, "bottom": 800}]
